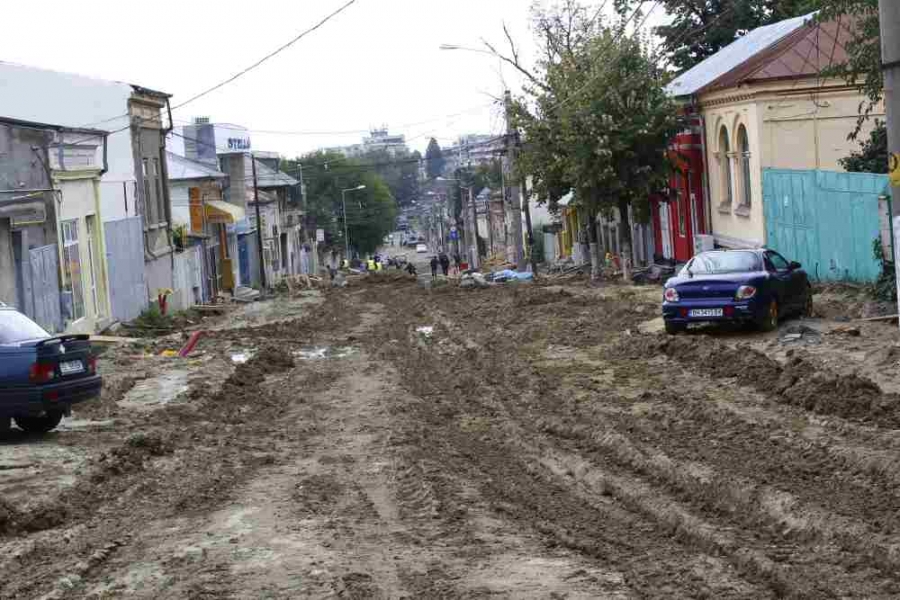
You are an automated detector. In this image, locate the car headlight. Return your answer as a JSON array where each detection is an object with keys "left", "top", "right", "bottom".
[
  {"left": 735, "top": 285, "right": 757, "bottom": 300},
  {"left": 664, "top": 287, "right": 679, "bottom": 302}
]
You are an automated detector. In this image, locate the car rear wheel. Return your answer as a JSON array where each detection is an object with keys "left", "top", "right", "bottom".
[
  {"left": 759, "top": 299, "right": 779, "bottom": 332},
  {"left": 665, "top": 321, "right": 686, "bottom": 335},
  {"left": 14, "top": 411, "right": 64, "bottom": 434}
]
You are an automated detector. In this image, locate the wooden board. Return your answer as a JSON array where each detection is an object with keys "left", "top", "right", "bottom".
[{"left": 90, "top": 335, "right": 142, "bottom": 344}]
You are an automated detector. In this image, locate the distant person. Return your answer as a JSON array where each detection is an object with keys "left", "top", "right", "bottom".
[
  {"left": 430, "top": 256, "right": 439, "bottom": 279},
  {"left": 439, "top": 252, "right": 450, "bottom": 276},
  {"left": 453, "top": 252, "right": 462, "bottom": 274},
  {"left": 406, "top": 262, "right": 417, "bottom": 276}
]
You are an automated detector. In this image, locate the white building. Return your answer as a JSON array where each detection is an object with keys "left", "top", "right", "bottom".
[
  {"left": 325, "top": 127, "right": 409, "bottom": 158},
  {"left": 0, "top": 61, "right": 175, "bottom": 321}
]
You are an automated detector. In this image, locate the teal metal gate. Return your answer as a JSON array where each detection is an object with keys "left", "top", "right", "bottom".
[{"left": 763, "top": 169, "right": 890, "bottom": 282}]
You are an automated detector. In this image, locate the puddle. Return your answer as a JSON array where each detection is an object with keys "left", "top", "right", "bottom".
[
  {"left": 415, "top": 326, "right": 434, "bottom": 338},
  {"left": 295, "top": 346, "right": 357, "bottom": 360},
  {"left": 121, "top": 370, "right": 190, "bottom": 409},
  {"left": 58, "top": 417, "right": 115, "bottom": 431},
  {"left": 231, "top": 351, "right": 254, "bottom": 364}
]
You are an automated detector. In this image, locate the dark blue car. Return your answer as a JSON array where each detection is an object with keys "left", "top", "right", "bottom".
[
  {"left": 662, "top": 249, "right": 812, "bottom": 335},
  {"left": 0, "top": 306, "right": 101, "bottom": 433}
]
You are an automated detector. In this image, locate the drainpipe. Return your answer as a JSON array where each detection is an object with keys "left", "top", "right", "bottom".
[
  {"left": 158, "top": 97, "right": 176, "bottom": 288},
  {"left": 696, "top": 102, "right": 714, "bottom": 243},
  {"left": 99, "top": 134, "right": 109, "bottom": 176}
]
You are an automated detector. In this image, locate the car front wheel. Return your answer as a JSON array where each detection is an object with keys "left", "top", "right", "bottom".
[
  {"left": 14, "top": 411, "right": 64, "bottom": 434},
  {"left": 759, "top": 299, "right": 779, "bottom": 332},
  {"left": 802, "top": 290, "right": 814, "bottom": 317}
]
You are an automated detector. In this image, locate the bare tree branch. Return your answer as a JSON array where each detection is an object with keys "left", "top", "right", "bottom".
[{"left": 480, "top": 30, "right": 549, "bottom": 92}]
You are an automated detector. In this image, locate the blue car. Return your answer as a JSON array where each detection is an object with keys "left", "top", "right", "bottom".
[
  {"left": 0, "top": 306, "right": 101, "bottom": 433},
  {"left": 662, "top": 249, "right": 812, "bottom": 335}
]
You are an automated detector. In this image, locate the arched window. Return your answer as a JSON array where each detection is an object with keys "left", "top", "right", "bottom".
[
  {"left": 737, "top": 125, "right": 752, "bottom": 209},
  {"left": 718, "top": 126, "right": 733, "bottom": 207}
]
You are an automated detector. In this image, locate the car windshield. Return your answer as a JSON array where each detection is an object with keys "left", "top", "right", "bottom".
[
  {"left": 0, "top": 310, "right": 51, "bottom": 344},
  {"left": 687, "top": 251, "right": 760, "bottom": 275}
]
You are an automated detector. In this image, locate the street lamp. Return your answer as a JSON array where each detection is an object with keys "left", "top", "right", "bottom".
[
  {"left": 341, "top": 185, "right": 366, "bottom": 259},
  {"left": 439, "top": 44, "right": 493, "bottom": 55}
]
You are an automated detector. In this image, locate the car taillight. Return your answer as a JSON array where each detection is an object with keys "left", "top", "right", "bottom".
[
  {"left": 735, "top": 285, "right": 757, "bottom": 301},
  {"left": 664, "top": 288, "right": 680, "bottom": 302},
  {"left": 87, "top": 355, "right": 97, "bottom": 374},
  {"left": 29, "top": 362, "right": 56, "bottom": 383}
]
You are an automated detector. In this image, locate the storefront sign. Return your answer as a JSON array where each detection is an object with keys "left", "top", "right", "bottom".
[
  {"left": 316, "top": 228, "right": 325, "bottom": 243},
  {"left": 227, "top": 137, "right": 251, "bottom": 151}
]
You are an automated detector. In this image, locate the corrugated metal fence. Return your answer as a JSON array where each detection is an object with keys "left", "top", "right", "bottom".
[
  {"left": 763, "top": 169, "right": 890, "bottom": 282},
  {"left": 104, "top": 216, "right": 147, "bottom": 322}
]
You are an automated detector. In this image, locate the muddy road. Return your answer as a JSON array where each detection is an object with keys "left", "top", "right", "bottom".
[{"left": 3, "top": 275, "right": 900, "bottom": 598}]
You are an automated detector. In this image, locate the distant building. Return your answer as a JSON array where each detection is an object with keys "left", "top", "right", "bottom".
[
  {"left": 325, "top": 127, "right": 409, "bottom": 158},
  {"left": 171, "top": 119, "right": 302, "bottom": 289},
  {"left": 443, "top": 134, "right": 504, "bottom": 175}
]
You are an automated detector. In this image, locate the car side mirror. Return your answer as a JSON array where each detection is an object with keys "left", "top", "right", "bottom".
[{"left": 789, "top": 261, "right": 801, "bottom": 270}]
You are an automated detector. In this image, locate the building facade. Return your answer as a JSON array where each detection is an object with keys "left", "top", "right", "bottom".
[
  {"left": 0, "top": 117, "right": 111, "bottom": 333},
  {"left": 0, "top": 62, "right": 176, "bottom": 322}
]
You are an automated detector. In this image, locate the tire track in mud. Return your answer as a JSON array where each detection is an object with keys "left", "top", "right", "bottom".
[
  {"left": 365, "top": 283, "right": 900, "bottom": 599},
  {"left": 0, "top": 292, "right": 356, "bottom": 599},
  {"left": 369, "top": 286, "right": 775, "bottom": 598}
]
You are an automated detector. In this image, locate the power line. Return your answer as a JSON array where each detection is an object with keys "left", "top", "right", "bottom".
[
  {"left": 172, "top": 0, "right": 359, "bottom": 111},
  {"left": 70, "top": 0, "right": 361, "bottom": 140}
]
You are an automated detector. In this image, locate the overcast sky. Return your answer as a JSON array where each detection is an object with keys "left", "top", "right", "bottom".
[{"left": 0, "top": 0, "right": 667, "bottom": 157}]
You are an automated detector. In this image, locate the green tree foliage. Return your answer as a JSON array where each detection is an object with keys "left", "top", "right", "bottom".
[
  {"left": 840, "top": 120, "right": 888, "bottom": 173},
  {"left": 357, "top": 148, "right": 421, "bottom": 207},
  {"left": 282, "top": 151, "right": 397, "bottom": 256},
  {"left": 615, "top": 0, "right": 813, "bottom": 72},
  {"left": 813, "top": 0, "right": 881, "bottom": 137},
  {"left": 511, "top": 1, "right": 678, "bottom": 278},
  {"left": 425, "top": 138, "right": 445, "bottom": 179}
]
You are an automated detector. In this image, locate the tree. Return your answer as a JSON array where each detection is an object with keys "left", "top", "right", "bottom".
[
  {"left": 616, "top": 0, "right": 814, "bottom": 72},
  {"left": 509, "top": 2, "right": 678, "bottom": 280},
  {"left": 425, "top": 138, "right": 445, "bottom": 179},
  {"left": 282, "top": 151, "right": 397, "bottom": 256},
  {"left": 813, "top": 0, "right": 881, "bottom": 137},
  {"left": 357, "top": 148, "right": 420, "bottom": 207},
  {"left": 840, "top": 120, "right": 888, "bottom": 173}
]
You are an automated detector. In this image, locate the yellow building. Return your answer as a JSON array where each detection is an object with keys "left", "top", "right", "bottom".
[{"left": 667, "top": 13, "right": 883, "bottom": 249}]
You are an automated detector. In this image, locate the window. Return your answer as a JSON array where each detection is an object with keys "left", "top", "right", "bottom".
[
  {"left": 153, "top": 158, "right": 164, "bottom": 223},
  {"left": 738, "top": 125, "right": 752, "bottom": 208},
  {"left": 718, "top": 126, "right": 733, "bottom": 207},
  {"left": 766, "top": 251, "right": 790, "bottom": 272},
  {"left": 675, "top": 171, "right": 686, "bottom": 237},
  {"left": 0, "top": 310, "right": 49, "bottom": 343},
  {"left": 142, "top": 158, "right": 153, "bottom": 223},
  {"left": 61, "top": 220, "right": 85, "bottom": 321},
  {"left": 687, "top": 251, "right": 761, "bottom": 274}
]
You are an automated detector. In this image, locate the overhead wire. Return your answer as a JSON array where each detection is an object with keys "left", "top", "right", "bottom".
[{"left": 65, "top": 0, "right": 362, "bottom": 145}]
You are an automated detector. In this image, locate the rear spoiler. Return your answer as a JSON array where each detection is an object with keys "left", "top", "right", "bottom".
[{"left": 35, "top": 334, "right": 90, "bottom": 347}]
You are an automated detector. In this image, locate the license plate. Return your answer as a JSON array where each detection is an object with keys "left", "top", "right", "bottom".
[
  {"left": 59, "top": 360, "right": 84, "bottom": 375},
  {"left": 689, "top": 308, "right": 724, "bottom": 318}
]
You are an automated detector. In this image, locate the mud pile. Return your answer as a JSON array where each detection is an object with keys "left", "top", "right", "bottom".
[{"left": 630, "top": 336, "right": 900, "bottom": 426}]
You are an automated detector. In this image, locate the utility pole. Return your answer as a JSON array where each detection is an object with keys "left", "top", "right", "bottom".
[
  {"left": 504, "top": 90, "right": 525, "bottom": 271},
  {"left": 881, "top": 0, "right": 900, "bottom": 322},
  {"left": 521, "top": 175, "right": 539, "bottom": 276},
  {"left": 250, "top": 153, "right": 267, "bottom": 290},
  {"left": 469, "top": 186, "right": 479, "bottom": 269}
]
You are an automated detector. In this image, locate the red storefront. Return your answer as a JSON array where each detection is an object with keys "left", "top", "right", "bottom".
[{"left": 650, "top": 116, "right": 708, "bottom": 264}]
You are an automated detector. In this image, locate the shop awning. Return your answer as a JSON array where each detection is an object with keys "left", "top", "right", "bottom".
[{"left": 205, "top": 200, "right": 245, "bottom": 224}]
